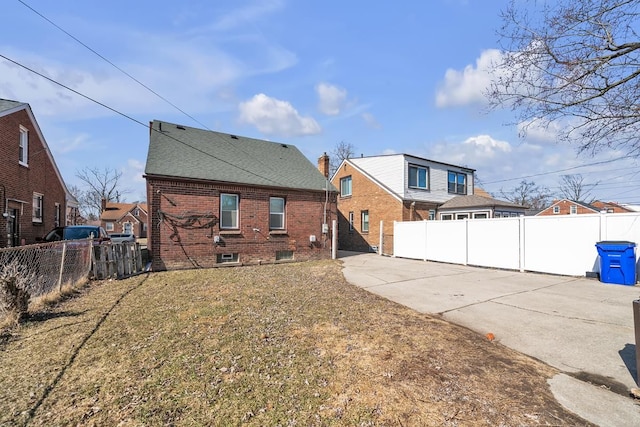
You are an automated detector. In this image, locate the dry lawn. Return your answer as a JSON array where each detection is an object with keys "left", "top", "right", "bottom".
[{"left": 0, "top": 260, "right": 592, "bottom": 426}]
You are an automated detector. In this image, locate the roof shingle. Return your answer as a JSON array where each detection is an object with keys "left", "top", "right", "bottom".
[{"left": 145, "top": 121, "right": 334, "bottom": 192}]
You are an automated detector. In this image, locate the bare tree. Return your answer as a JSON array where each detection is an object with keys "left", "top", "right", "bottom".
[
  {"left": 559, "top": 174, "right": 598, "bottom": 202},
  {"left": 329, "top": 141, "right": 356, "bottom": 177},
  {"left": 488, "top": 0, "right": 640, "bottom": 156},
  {"left": 76, "top": 167, "right": 129, "bottom": 219},
  {"left": 499, "top": 180, "right": 552, "bottom": 210}
]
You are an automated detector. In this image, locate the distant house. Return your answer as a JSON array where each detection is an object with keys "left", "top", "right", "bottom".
[
  {"left": 0, "top": 99, "right": 72, "bottom": 247},
  {"left": 100, "top": 201, "right": 148, "bottom": 238},
  {"left": 144, "top": 120, "right": 337, "bottom": 270},
  {"left": 437, "top": 194, "right": 526, "bottom": 220},
  {"left": 331, "top": 154, "right": 477, "bottom": 252},
  {"left": 536, "top": 199, "right": 634, "bottom": 216}
]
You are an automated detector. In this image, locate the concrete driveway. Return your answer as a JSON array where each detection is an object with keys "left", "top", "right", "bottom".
[{"left": 339, "top": 251, "right": 640, "bottom": 427}]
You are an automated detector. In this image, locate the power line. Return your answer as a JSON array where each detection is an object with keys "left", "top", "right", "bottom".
[
  {"left": 0, "top": 53, "right": 283, "bottom": 187},
  {"left": 16, "top": 0, "right": 288, "bottom": 181},
  {"left": 16, "top": 0, "right": 211, "bottom": 132},
  {"left": 482, "top": 156, "right": 631, "bottom": 185}
]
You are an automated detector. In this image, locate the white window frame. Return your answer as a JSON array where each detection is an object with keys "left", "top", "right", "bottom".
[
  {"left": 473, "top": 212, "right": 488, "bottom": 219},
  {"left": 361, "top": 210, "right": 369, "bottom": 233},
  {"left": 32, "top": 193, "right": 43, "bottom": 223},
  {"left": 553, "top": 206, "right": 560, "bottom": 214},
  {"left": 220, "top": 193, "right": 239, "bottom": 229},
  {"left": 428, "top": 209, "right": 436, "bottom": 220},
  {"left": 456, "top": 213, "right": 469, "bottom": 220},
  {"left": 408, "top": 164, "right": 429, "bottom": 189},
  {"left": 570, "top": 205, "right": 577, "bottom": 215},
  {"left": 106, "top": 222, "right": 114, "bottom": 231},
  {"left": 441, "top": 213, "right": 453, "bottom": 220},
  {"left": 340, "top": 176, "right": 352, "bottom": 197},
  {"left": 269, "top": 197, "right": 285, "bottom": 230},
  {"left": 19, "top": 125, "right": 29, "bottom": 166}
]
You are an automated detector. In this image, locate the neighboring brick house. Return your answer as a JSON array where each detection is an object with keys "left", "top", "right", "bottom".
[
  {"left": 144, "top": 120, "right": 337, "bottom": 270},
  {"left": 537, "top": 199, "right": 634, "bottom": 216},
  {"left": 0, "top": 99, "right": 71, "bottom": 247},
  {"left": 100, "top": 201, "right": 148, "bottom": 238},
  {"left": 331, "top": 154, "right": 476, "bottom": 252}
]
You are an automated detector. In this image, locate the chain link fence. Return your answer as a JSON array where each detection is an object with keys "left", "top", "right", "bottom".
[{"left": 0, "top": 239, "right": 93, "bottom": 299}]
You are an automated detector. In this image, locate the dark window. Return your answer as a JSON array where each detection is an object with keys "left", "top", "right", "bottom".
[
  {"left": 361, "top": 210, "right": 369, "bottom": 233},
  {"left": 448, "top": 171, "right": 467, "bottom": 194}
]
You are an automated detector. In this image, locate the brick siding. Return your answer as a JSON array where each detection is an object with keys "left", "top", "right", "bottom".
[
  {"left": 146, "top": 177, "right": 337, "bottom": 270},
  {"left": 0, "top": 109, "right": 67, "bottom": 247}
]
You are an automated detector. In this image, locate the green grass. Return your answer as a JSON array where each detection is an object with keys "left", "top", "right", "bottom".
[{"left": 0, "top": 261, "right": 590, "bottom": 426}]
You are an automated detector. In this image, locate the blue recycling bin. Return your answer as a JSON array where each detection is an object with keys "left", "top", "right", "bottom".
[{"left": 595, "top": 241, "right": 637, "bottom": 285}]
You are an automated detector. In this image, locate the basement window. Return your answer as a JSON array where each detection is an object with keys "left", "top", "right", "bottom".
[
  {"left": 276, "top": 250, "right": 294, "bottom": 261},
  {"left": 216, "top": 253, "right": 239, "bottom": 264}
]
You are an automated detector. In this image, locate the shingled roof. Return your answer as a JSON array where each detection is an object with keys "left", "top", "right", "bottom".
[
  {"left": 145, "top": 120, "right": 335, "bottom": 192},
  {"left": 439, "top": 194, "right": 526, "bottom": 210},
  {"left": 0, "top": 99, "right": 26, "bottom": 115},
  {"left": 101, "top": 202, "right": 148, "bottom": 221}
]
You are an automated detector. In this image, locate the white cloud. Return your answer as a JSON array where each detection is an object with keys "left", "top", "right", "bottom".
[
  {"left": 435, "top": 49, "right": 502, "bottom": 108},
  {"left": 463, "top": 134, "right": 512, "bottom": 158},
  {"left": 238, "top": 93, "right": 321, "bottom": 137},
  {"left": 211, "top": 0, "right": 284, "bottom": 31},
  {"left": 362, "top": 112, "right": 382, "bottom": 129},
  {"left": 316, "top": 82, "right": 347, "bottom": 116},
  {"left": 517, "top": 118, "right": 567, "bottom": 145}
]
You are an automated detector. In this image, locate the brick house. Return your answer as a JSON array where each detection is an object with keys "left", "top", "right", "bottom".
[
  {"left": 537, "top": 199, "right": 634, "bottom": 216},
  {"left": 100, "top": 201, "right": 148, "bottom": 238},
  {"left": 144, "top": 120, "right": 337, "bottom": 270},
  {"left": 331, "top": 154, "right": 476, "bottom": 252},
  {"left": 0, "top": 99, "right": 71, "bottom": 247}
]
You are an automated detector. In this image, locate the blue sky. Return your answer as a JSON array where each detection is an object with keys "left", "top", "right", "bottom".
[{"left": 2, "top": 0, "right": 639, "bottom": 206}]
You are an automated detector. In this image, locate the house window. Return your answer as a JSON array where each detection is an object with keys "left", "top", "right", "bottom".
[
  {"left": 123, "top": 222, "right": 133, "bottom": 234},
  {"left": 19, "top": 126, "right": 28, "bottom": 166},
  {"left": 473, "top": 212, "right": 488, "bottom": 219},
  {"left": 408, "top": 165, "right": 428, "bottom": 189},
  {"left": 361, "top": 210, "right": 369, "bottom": 233},
  {"left": 133, "top": 208, "right": 139, "bottom": 216},
  {"left": 106, "top": 222, "right": 114, "bottom": 231},
  {"left": 495, "top": 212, "right": 502, "bottom": 218},
  {"left": 441, "top": 214, "right": 453, "bottom": 220},
  {"left": 456, "top": 213, "right": 469, "bottom": 220},
  {"left": 220, "top": 194, "right": 239, "bottom": 229},
  {"left": 348, "top": 211, "right": 354, "bottom": 231},
  {"left": 54, "top": 203, "right": 61, "bottom": 227},
  {"left": 553, "top": 206, "right": 560, "bottom": 214},
  {"left": 428, "top": 209, "right": 436, "bottom": 220},
  {"left": 570, "top": 205, "right": 577, "bottom": 215},
  {"left": 217, "top": 253, "right": 239, "bottom": 263},
  {"left": 276, "top": 250, "right": 294, "bottom": 261},
  {"left": 448, "top": 171, "right": 467, "bottom": 194},
  {"left": 340, "top": 176, "right": 352, "bottom": 197},
  {"left": 269, "top": 197, "right": 285, "bottom": 229},
  {"left": 32, "top": 193, "right": 43, "bottom": 223}
]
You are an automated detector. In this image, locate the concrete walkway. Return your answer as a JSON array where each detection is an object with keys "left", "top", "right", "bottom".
[{"left": 339, "top": 251, "right": 640, "bottom": 427}]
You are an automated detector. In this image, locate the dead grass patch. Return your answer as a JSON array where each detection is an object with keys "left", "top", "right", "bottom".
[{"left": 0, "top": 261, "right": 592, "bottom": 426}]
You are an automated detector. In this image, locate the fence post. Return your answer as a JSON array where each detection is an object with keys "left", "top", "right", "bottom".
[
  {"left": 634, "top": 299, "right": 640, "bottom": 387},
  {"left": 519, "top": 216, "right": 525, "bottom": 273},
  {"left": 331, "top": 219, "right": 337, "bottom": 260},
  {"left": 57, "top": 241, "right": 67, "bottom": 292}
]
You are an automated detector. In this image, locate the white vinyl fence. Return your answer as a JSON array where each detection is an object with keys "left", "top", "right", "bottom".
[{"left": 393, "top": 212, "right": 640, "bottom": 278}]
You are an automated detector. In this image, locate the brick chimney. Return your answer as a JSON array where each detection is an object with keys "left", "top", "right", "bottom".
[
  {"left": 318, "top": 152, "right": 330, "bottom": 178},
  {"left": 101, "top": 197, "right": 107, "bottom": 213}
]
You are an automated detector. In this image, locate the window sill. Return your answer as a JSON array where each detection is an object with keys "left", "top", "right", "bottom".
[
  {"left": 340, "top": 195, "right": 352, "bottom": 199},
  {"left": 269, "top": 230, "right": 288, "bottom": 236},
  {"left": 219, "top": 230, "right": 242, "bottom": 235}
]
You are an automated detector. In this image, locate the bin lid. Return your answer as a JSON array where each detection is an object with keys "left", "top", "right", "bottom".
[{"left": 596, "top": 241, "right": 636, "bottom": 246}]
